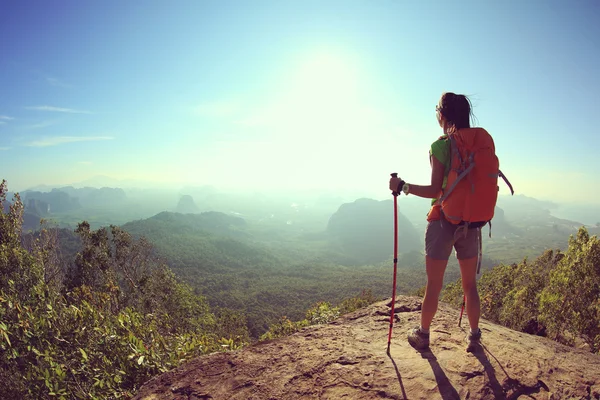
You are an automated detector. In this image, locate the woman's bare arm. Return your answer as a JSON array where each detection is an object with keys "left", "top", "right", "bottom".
[{"left": 407, "top": 156, "right": 445, "bottom": 199}]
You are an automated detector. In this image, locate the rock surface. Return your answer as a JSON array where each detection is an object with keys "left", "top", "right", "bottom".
[{"left": 134, "top": 296, "right": 600, "bottom": 400}]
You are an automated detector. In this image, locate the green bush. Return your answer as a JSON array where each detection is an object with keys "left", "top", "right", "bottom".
[
  {"left": 440, "top": 226, "right": 599, "bottom": 354},
  {"left": 539, "top": 228, "right": 600, "bottom": 352},
  {"left": 338, "top": 289, "right": 379, "bottom": 314},
  {"left": 259, "top": 290, "right": 379, "bottom": 342},
  {"left": 305, "top": 302, "right": 340, "bottom": 325},
  {"left": 0, "top": 180, "right": 250, "bottom": 399}
]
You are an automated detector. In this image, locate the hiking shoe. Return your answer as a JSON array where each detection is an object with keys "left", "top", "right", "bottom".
[
  {"left": 466, "top": 328, "right": 482, "bottom": 352},
  {"left": 407, "top": 327, "right": 430, "bottom": 350}
]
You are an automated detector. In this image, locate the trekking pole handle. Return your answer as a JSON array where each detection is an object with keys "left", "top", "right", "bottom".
[{"left": 390, "top": 173, "right": 399, "bottom": 196}]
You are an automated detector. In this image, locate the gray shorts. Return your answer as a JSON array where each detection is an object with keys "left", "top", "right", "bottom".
[{"left": 425, "top": 217, "right": 480, "bottom": 260}]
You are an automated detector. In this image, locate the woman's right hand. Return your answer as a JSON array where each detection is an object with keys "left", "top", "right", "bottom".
[{"left": 389, "top": 176, "right": 405, "bottom": 194}]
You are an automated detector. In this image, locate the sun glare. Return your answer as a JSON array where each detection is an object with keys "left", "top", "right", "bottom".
[
  {"left": 202, "top": 49, "right": 403, "bottom": 192},
  {"left": 286, "top": 52, "right": 361, "bottom": 112},
  {"left": 268, "top": 50, "right": 372, "bottom": 141}
]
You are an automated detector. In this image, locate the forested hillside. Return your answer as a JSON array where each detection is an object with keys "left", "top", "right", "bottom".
[
  {"left": 3, "top": 177, "right": 600, "bottom": 400},
  {"left": 18, "top": 189, "right": 593, "bottom": 341},
  {"left": 120, "top": 211, "right": 427, "bottom": 336}
]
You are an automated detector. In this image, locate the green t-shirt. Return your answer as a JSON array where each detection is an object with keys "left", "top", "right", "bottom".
[{"left": 429, "top": 135, "right": 450, "bottom": 205}]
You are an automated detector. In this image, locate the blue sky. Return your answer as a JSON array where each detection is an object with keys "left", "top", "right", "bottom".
[{"left": 0, "top": 0, "right": 599, "bottom": 204}]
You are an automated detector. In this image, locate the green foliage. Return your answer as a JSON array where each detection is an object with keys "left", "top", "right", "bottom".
[
  {"left": 305, "top": 302, "right": 340, "bottom": 325},
  {"left": 258, "top": 316, "right": 310, "bottom": 341},
  {"left": 442, "top": 253, "right": 557, "bottom": 336},
  {"left": 213, "top": 307, "right": 251, "bottom": 345},
  {"left": 438, "top": 280, "right": 462, "bottom": 308},
  {"left": 0, "top": 291, "right": 216, "bottom": 399},
  {"left": 0, "top": 181, "right": 45, "bottom": 303},
  {"left": 499, "top": 250, "right": 558, "bottom": 333},
  {"left": 259, "top": 290, "right": 379, "bottom": 342},
  {"left": 0, "top": 181, "right": 250, "bottom": 399},
  {"left": 539, "top": 228, "right": 600, "bottom": 352},
  {"left": 119, "top": 213, "right": 428, "bottom": 338},
  {"left": 476, "top": 262, "right": 519, "bottom": 324},
  {"left": 441, "top": 227, "right": 600, "bottom": 353},
  {"left": 338, "top": 289, "right": 379, "bottom": 314}
]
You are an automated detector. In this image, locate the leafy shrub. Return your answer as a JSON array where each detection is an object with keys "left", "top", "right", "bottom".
[
  {"left": 338, "top": 289, "right": 379, "bottom": 314},
  {"left": 539, "top": 228, "right": 600, "bottom": 351},
  {"left": 259, "top": 290, "right": 378, "bottom": 342},
  {"left": 0, "top": 180, "right": 250, "bottom": 399},
  {"left": 259, "top": 316, "right": 309, "bottom": 341},
  {"left": 440, "top": 226, "right": 600, "bottom": 354},
  {"left": 305, "top": 302, "right": 340, "bottom": 325}
]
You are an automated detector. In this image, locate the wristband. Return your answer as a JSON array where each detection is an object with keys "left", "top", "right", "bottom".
[{"left": 402, "top": 183, "right": 410, "bottom": 195}]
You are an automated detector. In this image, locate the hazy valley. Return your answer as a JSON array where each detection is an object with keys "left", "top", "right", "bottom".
[{"left": 7, "top": 181, "right": 599, "bottom": 338}]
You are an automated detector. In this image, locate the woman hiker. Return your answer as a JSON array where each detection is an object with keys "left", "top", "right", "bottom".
[{"left": 389, "top": 92, "right": 484, "bottom": 351}]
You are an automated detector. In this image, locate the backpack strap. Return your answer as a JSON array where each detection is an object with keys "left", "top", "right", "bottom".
[
  {"left": 499, "top": 170, "right": 514, "bottom": 195},
  {"left": 439, "top": 135, "right": 474, "bottom": 203}
]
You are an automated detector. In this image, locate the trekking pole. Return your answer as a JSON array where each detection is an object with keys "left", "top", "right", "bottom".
[
  {"left": 387, "top": 173, "right": 400, "bottom": 354},
  {"left": 458, "top": 295, "right": 465, "bottom": 327}
]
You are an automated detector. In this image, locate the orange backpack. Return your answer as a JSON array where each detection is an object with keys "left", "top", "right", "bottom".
[{"left": 438, "top": 127, "right": 513, "bottom": 227}]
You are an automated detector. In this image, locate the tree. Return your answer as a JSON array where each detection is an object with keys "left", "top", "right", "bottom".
[
  {"left": 0, "top": 180, "right": 250, "bottom": 399},
  {"left": 499, "top": 249, "right": 559, "bottom": 335},
  {"left": 0, "top": 180, "right": 44, "bottom": 303},
  {"left": 539, "top": 227, "right": 600, "bottom": 352}
]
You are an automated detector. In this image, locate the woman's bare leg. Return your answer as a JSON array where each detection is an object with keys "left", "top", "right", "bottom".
[
  {"left": 458, "top": 256, "right": 480, "bottom": 331},
  {"left": 420, "top": 256, "right": 449, "bottom": 330}
]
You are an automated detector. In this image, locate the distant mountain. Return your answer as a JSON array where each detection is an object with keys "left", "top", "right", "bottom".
[
  {"left": 82, "top": 187, "right": 127, "bottom": 207},
  {"left": 487, "top": 205, "right": 522, "bottom": 237},
  {"left": 30, "top": 186, "right": 128, "bottom": 209},
  {"left": 24, "top": 184, "right": 61, "bottom": 192},
  {"left": 25, "top": 198, "right": 50, "bottom": 216},
  {"left": 327, "top": 198, "right": 422, "bottom": 264},
  {"left": 22, "top": 198, "right": 50, "bottom": 231},
  {"left": 70, "top": 175, "right": 157, "bottom": 189},
  {"left": 24, "top": 177, "right": 127, "bottom": 192},
  {"left": 481, "top": 202, "right": 585, "bottom": 263},
  {"left": 122, "top": 211, "right": 249, "bottom": 249},
  {"left": 176, "top": 195, "right": 200, "bottom": 213},
  {"left": 497, "top": 194, "right": 558, "bottom": 211},
  {"left": 22, "top": 189, "right": 81, "bottom": 213},
  {"left": 551, "top": 203, "right": 600, "bottom": 227},
  {"left": 21, "top": 186, "right": 126, "bottom": 212},
  {"left": 23, "top": 175, "right": 172, "bottom": 192}
]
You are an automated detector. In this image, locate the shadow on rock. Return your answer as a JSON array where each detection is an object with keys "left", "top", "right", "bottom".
[
  {"left": 387, "top": 351, "right": 408, "bottom": 399},
  {"left": 469, "top": 343, "right": 506, "bottom": 398},
  {"left": 420, "top": 349, "right": 460, "bottom": 400},
  {"left": 470, "top": 343, "right": 550, "bottom": 400}
]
